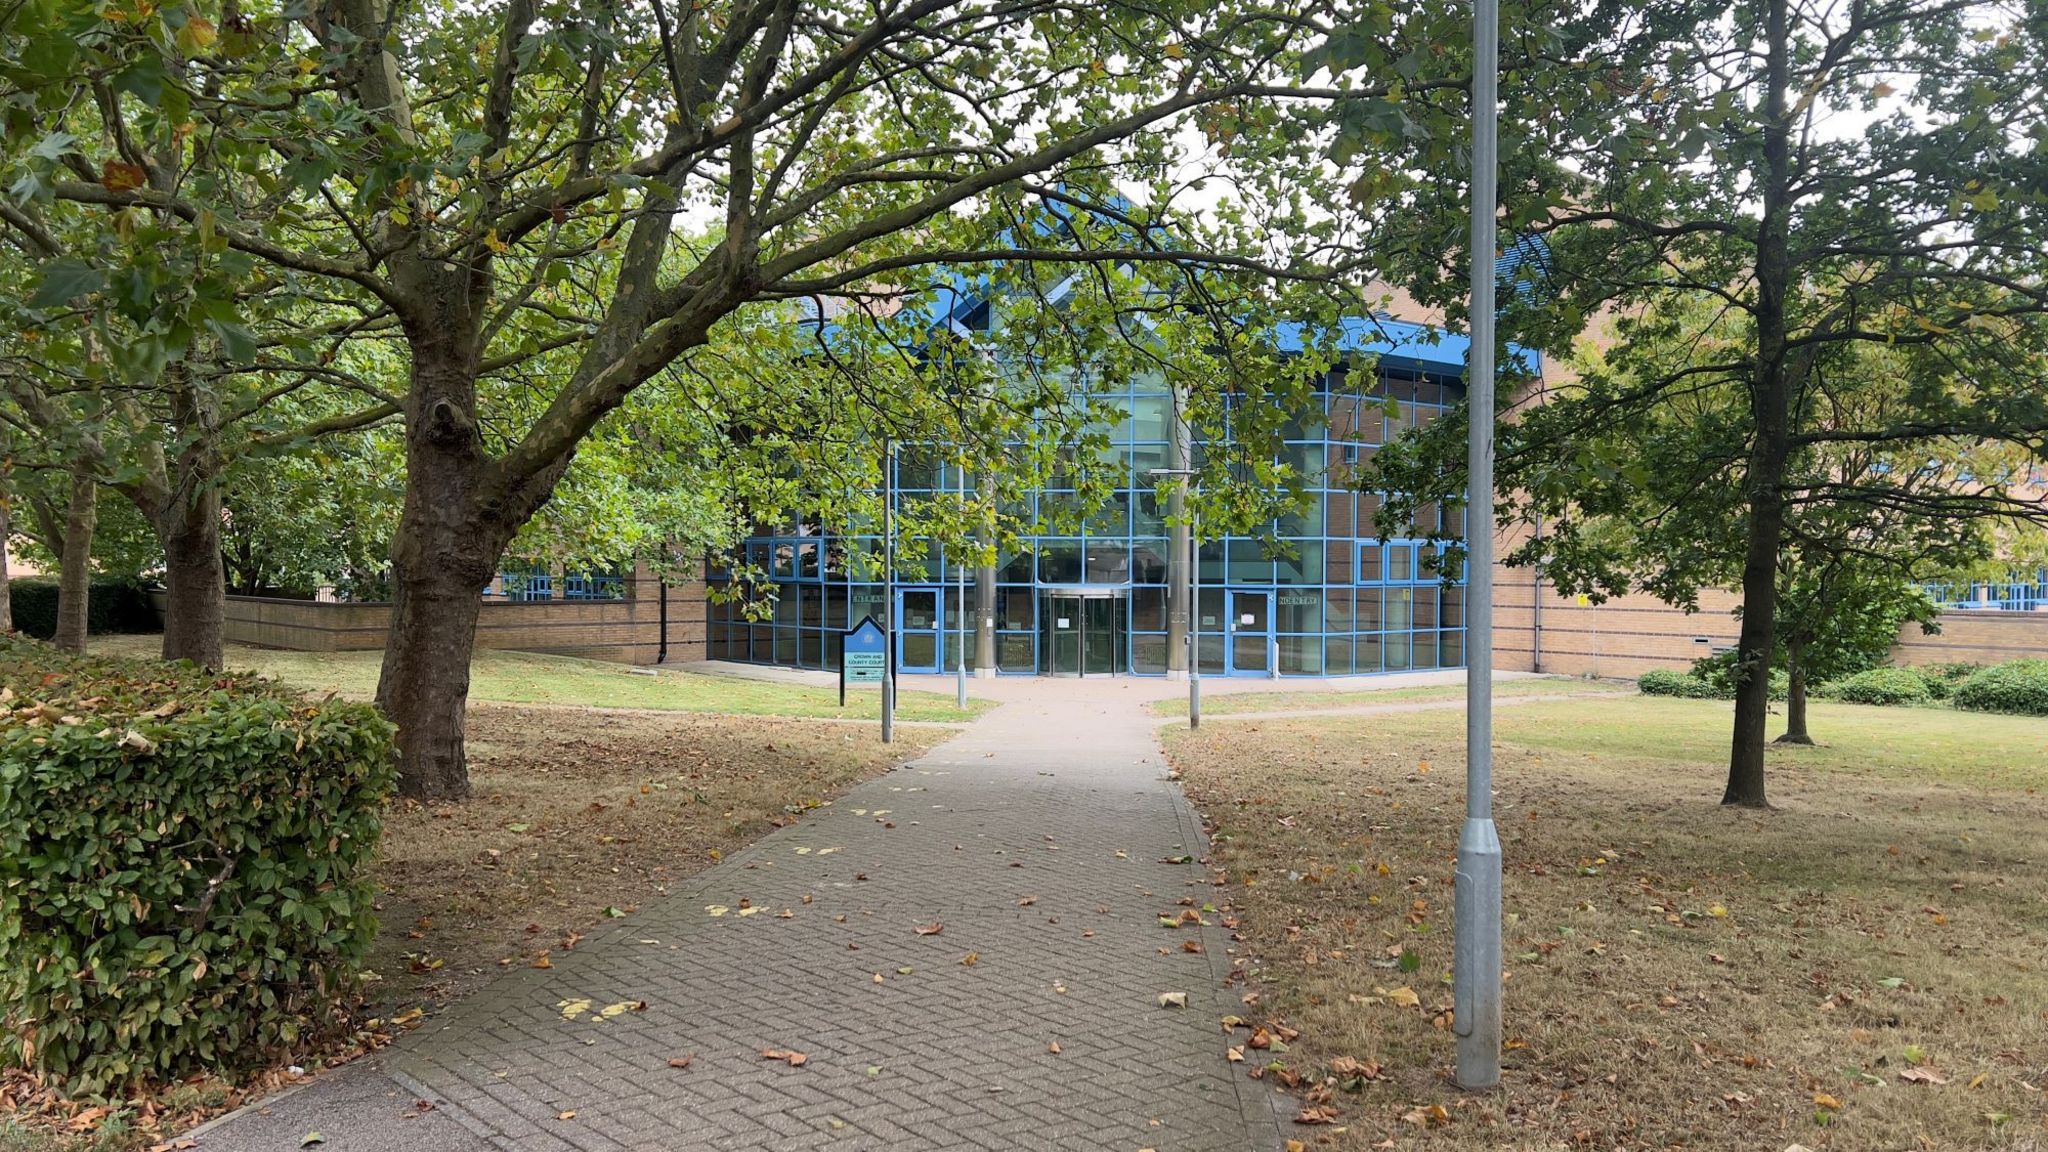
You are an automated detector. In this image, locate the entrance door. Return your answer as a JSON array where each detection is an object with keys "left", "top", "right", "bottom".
[
  {"left": 1226, "top": 589, "right": 1272, "bottom": 675},
  {"left": 1041, "top": 593, "right": 1082, "bottom": 675},
  {"left": 896, "top": 588, "right": 942, "bottom": 673},
  {"left": 1038, "top": 592, "right": 1126, "bottom": 676}
]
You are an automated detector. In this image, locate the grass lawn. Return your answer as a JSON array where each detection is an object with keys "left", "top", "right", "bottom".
[
  {"left": 1167, "top": 695, "right": 2048, "bottom": 1150},
  {"left": 1149, "top": 675, "right": 1634, "bottom": 717},
  {"left": 91, "top": 634, "right": 991, "bottom": 723}
]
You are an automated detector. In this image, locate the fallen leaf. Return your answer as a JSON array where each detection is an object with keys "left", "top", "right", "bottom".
[
  {"left": 1385, "top": 986, "right": 1422, "bottom": 1009},
  {"left": 960, "top": 952, "right": 980, "bottom": 967},
  {"left": 300, "top": 1135, "right": 324, "bottom": 1148},
  {"left": 1899, "top": 1067, "right": 1949, "bottom": 1085},
  {"left": 667, "top": 1056, "right": 693, "bottom": 1069},
  {"left": 531, "top": 951, "right": 552, "bottom": 969},
  {"left": 1018, "top": 896, "right": 1039, "bottom": 906},
  {"left": 555, "top": 1111, "right": 576, "bottom": 1121},
  {"left": 1813, "top": 1093, "right": 1842, "bottom": 1110},
  {"left": 1047, "top": 1041, "right": 1061, "bottom": 1054},
  {"left": 1158, "top": 992, "right": 1188, "bottom": 1008},
  {"left": 914, "top": 922, "right": 944, "bottom": 936}
]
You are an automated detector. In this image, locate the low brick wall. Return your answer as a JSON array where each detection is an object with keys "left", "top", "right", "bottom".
[
  {"left": 220, "top": 568, "right": 709, "bottom": 666},
  {"left": 1489, "top": 558, "right": 2048, "bottom": 678},
  {"left": 1895, "top": 609, "right": 2048, "bottom": 667}
]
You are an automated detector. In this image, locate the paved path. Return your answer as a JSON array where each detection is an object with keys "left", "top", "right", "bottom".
[{"left": 194, "top": 685, "right": 1280, "bottom": 1152}]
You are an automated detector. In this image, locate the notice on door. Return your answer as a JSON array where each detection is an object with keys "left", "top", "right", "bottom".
[
  {"left": 1240, "top": 613, "right": 1254, "bottom": 625},
  {"left": 1057, "top": 617, "right": 1071, "bottom": 628}
]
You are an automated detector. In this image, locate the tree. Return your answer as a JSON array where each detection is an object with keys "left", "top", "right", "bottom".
[
  {"left": 1369, "top": 0, "right": 2048, "bottom": 806},
  {"left": 4, "top": 0, "right": 1464, "bottom": 795}
]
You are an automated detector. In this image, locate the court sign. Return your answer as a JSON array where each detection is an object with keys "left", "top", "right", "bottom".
[{"left": 840, "top": 617, "right": 888, "bottom": 706}]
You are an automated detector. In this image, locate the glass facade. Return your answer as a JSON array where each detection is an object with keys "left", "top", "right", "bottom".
[{"left": 706, "top": 359, "right": 1470, "bottom": 677}]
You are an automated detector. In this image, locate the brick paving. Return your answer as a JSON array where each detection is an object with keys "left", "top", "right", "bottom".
[{"left": 193, "top": 684, "right": 1283, "bottom": 1152}]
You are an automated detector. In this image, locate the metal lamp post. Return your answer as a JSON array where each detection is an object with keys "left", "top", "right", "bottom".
[
  {"left": 1453, "top": 0, "right": 1504, "bottom": 1091},
  {"left": 1149, "top": 467, "right": 1201, "bottom": 728},
  {"left": 956, "top": 461, "right": 969, "bottom": 709},
  {"left": 882, "top": 438, "right": 896, "bottom": 745}
]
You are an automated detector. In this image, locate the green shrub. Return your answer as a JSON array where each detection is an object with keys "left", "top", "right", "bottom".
[
  {"left": 1909, "top": 662, "right": 1980, "bottom": 701},
  {"left": 7, "top": 576, "right": 157, "bottom": 640},
  {"left": 0, "top": 637, "right": 396, "bottom": 1092},
  {"left": 1952, "top": 659, "right": 2048, "bottom": 717},
  {"left": 1638, "top": 668, "right": 1721, "bottom": 698},
  {"left": 1820, "top": 666, "right": 1933, "bottom": 706}
]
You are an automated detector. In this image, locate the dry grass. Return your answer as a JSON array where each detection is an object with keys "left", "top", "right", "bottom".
[
  {"left": 367, "top": 702, "right": 949, "bottom": 1011},
  {"left": 1167, "top": 696, "right": 2048, "bottom": 1150}
]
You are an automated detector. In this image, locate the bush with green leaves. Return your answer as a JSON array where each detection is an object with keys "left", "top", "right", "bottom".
[
  {"left": 7, "top": 576, "right": 157, "bottom": 640},
  {"left": 1952, "top": 659, "right": 2048, "bottom": 717},
  {"left": 1909, "top": 662, "right": 1980, "bottom": 701},
  {"left": 1638, "top": 668, "right": 1721, "bottom": 698},
  {"left": 1817, "top": 666, "right": 1933, "bottom": 706},
  {"left": 0, "top": 637, "right": 396, "bottom": 1092}
]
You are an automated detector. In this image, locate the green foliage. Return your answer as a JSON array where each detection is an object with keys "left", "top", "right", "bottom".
[
  {"left": 1637, "top": 669, "right": 1721, "bottom": 699},
  {"left": 6, "top": 576, "right": 155, "bottom": 640},
  {"left": 1952, "top": 660, "right": 2048, "bottom": 718},
  {"left": 1913, "top": 663, "right": 1981, "bottom": 701},
  {"left": 0, "top": 638, "right": 396, "bottom": 1092},
  {"left": 1817, "top": 667, "right": 1934, "bottom": 707}
]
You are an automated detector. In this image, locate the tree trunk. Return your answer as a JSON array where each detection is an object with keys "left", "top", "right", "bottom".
[
  {"left": 157, "top": 487, "right": 225, "bottom": 668},
  {"left": 1775, "top": 642, "right": 1812, "bottom": 745},
  {"left": 53, "top": 468, "right": 97, "bottom": 653},
  {"left": 0, "top": 488, "right": 12, "bottom": 634},
  {"left": 375, "top": 323, "right": 507, "bottom": 800},
  {"left": 1725, "top": 0, "right": 1795, "bottom": 810}
]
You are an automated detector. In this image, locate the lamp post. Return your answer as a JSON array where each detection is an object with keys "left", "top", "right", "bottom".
[
  {"left": 1454, "top": 0, "right": 1504, "bottom": 1091},
  {"left": 956, "top": 461, "right": 969, "bottom": 709},
  {"left": 1149, "top": 467, "right": 1200, "bottom": 728},
  {"left": 882, "top": 438, "right": 896, "bottom": 745}
]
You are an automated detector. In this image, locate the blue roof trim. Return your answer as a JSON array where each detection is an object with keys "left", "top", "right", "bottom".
[{"left": 1272, "top": 314, "right": 1538, "bottom": 376}]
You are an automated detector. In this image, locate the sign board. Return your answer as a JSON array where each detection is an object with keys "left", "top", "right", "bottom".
[{"left": 840, "top": 617, "right": 887, "bottom": 705}]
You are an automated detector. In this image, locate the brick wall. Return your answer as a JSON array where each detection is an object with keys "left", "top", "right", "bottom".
[
  {"left": 219, "top": 561, "right": 709, "bottom": 666},
  {"left": 1486, "top": 545, "right": 2048, "bottom": 677}
]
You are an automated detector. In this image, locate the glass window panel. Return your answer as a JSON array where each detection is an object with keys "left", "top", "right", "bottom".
[
  {"left": 902, "top": 633, "right": 937, "bottom": 667},
  {"left": 1132, "top": 633, "right": 1168, "bottom": 675},
  {"left": 1324, "top": 636, "right": 1353, "bottom": 676},
  {"left": 1197, "top": 540, "right": 1226, "bottom": 585},
  {"left": 997, "top": 551, "right": 1034, "bottom": 583},
  {"left": 1131, "top": 394, "right": 1176, "bottom": 442},
  {"left": 1131, "top": 587, "right": 1169, "bottom": 631},
  {"left": 1275, "top": 588, "right": 1321, "bottom": 634},
  {"left": 998, "top": 632, "right": 1036, "bottom": 673},
  {"left": 1277, "top": 541, "right": 1322, "bottom": 585},
  {"left": 1325, "top": 588, "right": 1355, "bottom": 630},
  {"left": 800, "top": 630, "right": 823, "bottom": 668},
  {"left": 1130, "top": 540, "right": 1170, "bottom": 585},
  {"left": 996, "top": 586, "right": 1034, "bottom": 630},
  {"left": 1087, "top": 493, "right": 1131, "bottom": 535},
  {"left": 1083, "top": 541, "right": 1129, "bottom": 583},
  {"left": 1439, "top": 628, "right": 1465, "bottom": 669},
  {"left": 850, "top": 585, "right": 886, "bottom": 626},
  {"left": 1133, "top": 490, "right": 1167, "bottom": 536},
  {"left": 1130, "top": 442, "right": 1171, "bottom": 478},
  {"left": 1382, "top": 631, "right": 1412, "bottom": 671},
  {"left": 1039, "top": 540, "right": 1083, "bottom": 584},
  {"left": 1442, "top": 586, "right": 1464, "bottom": 628},
  {"left": 799, "top": 584, "right": 822, "bottom": 626},
  {"left": 1226, "top": 539, "right": 1274, "bottom": 584},
  {"left": 1414, "top": 589, "right": 1439, "bottom": 630},
  {"left": 1355, "top": 631, "right": 1382, "bottom": 673},
  {"left": 901, "top": 590, "right": 938, "bottom": 629},
  {"left": 1358, "top": 543, "right": 1383, "bottom": 583},
  {"left": 1412, "top": 633, "right": 1440, "bottom": 670},
  {"left": 1327, "top": 543, "right": 1355, "bottom": 584},
  {"left": 1357, "top": 588, "right": 1383, "bottom": 631},
  {"left": 1279, "top": 634, "right": 1323, "bottom": 674}
]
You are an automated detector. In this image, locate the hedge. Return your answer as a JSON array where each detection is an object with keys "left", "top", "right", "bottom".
[
  {"left": 0, "top": 637, "right": 396, "bottom": 1092},
  {"left": 1952, "top": 659, "right": 2048, "bottom": 717},
  {"left": 1816, "top": 666, "right": 1933, "bottom": 706},
  {"left": 7, "top": 575, "right": 157, "bottom": 640},
  {"left": 1638, "top": 659, "right": 1789, "bottom": 701}
]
